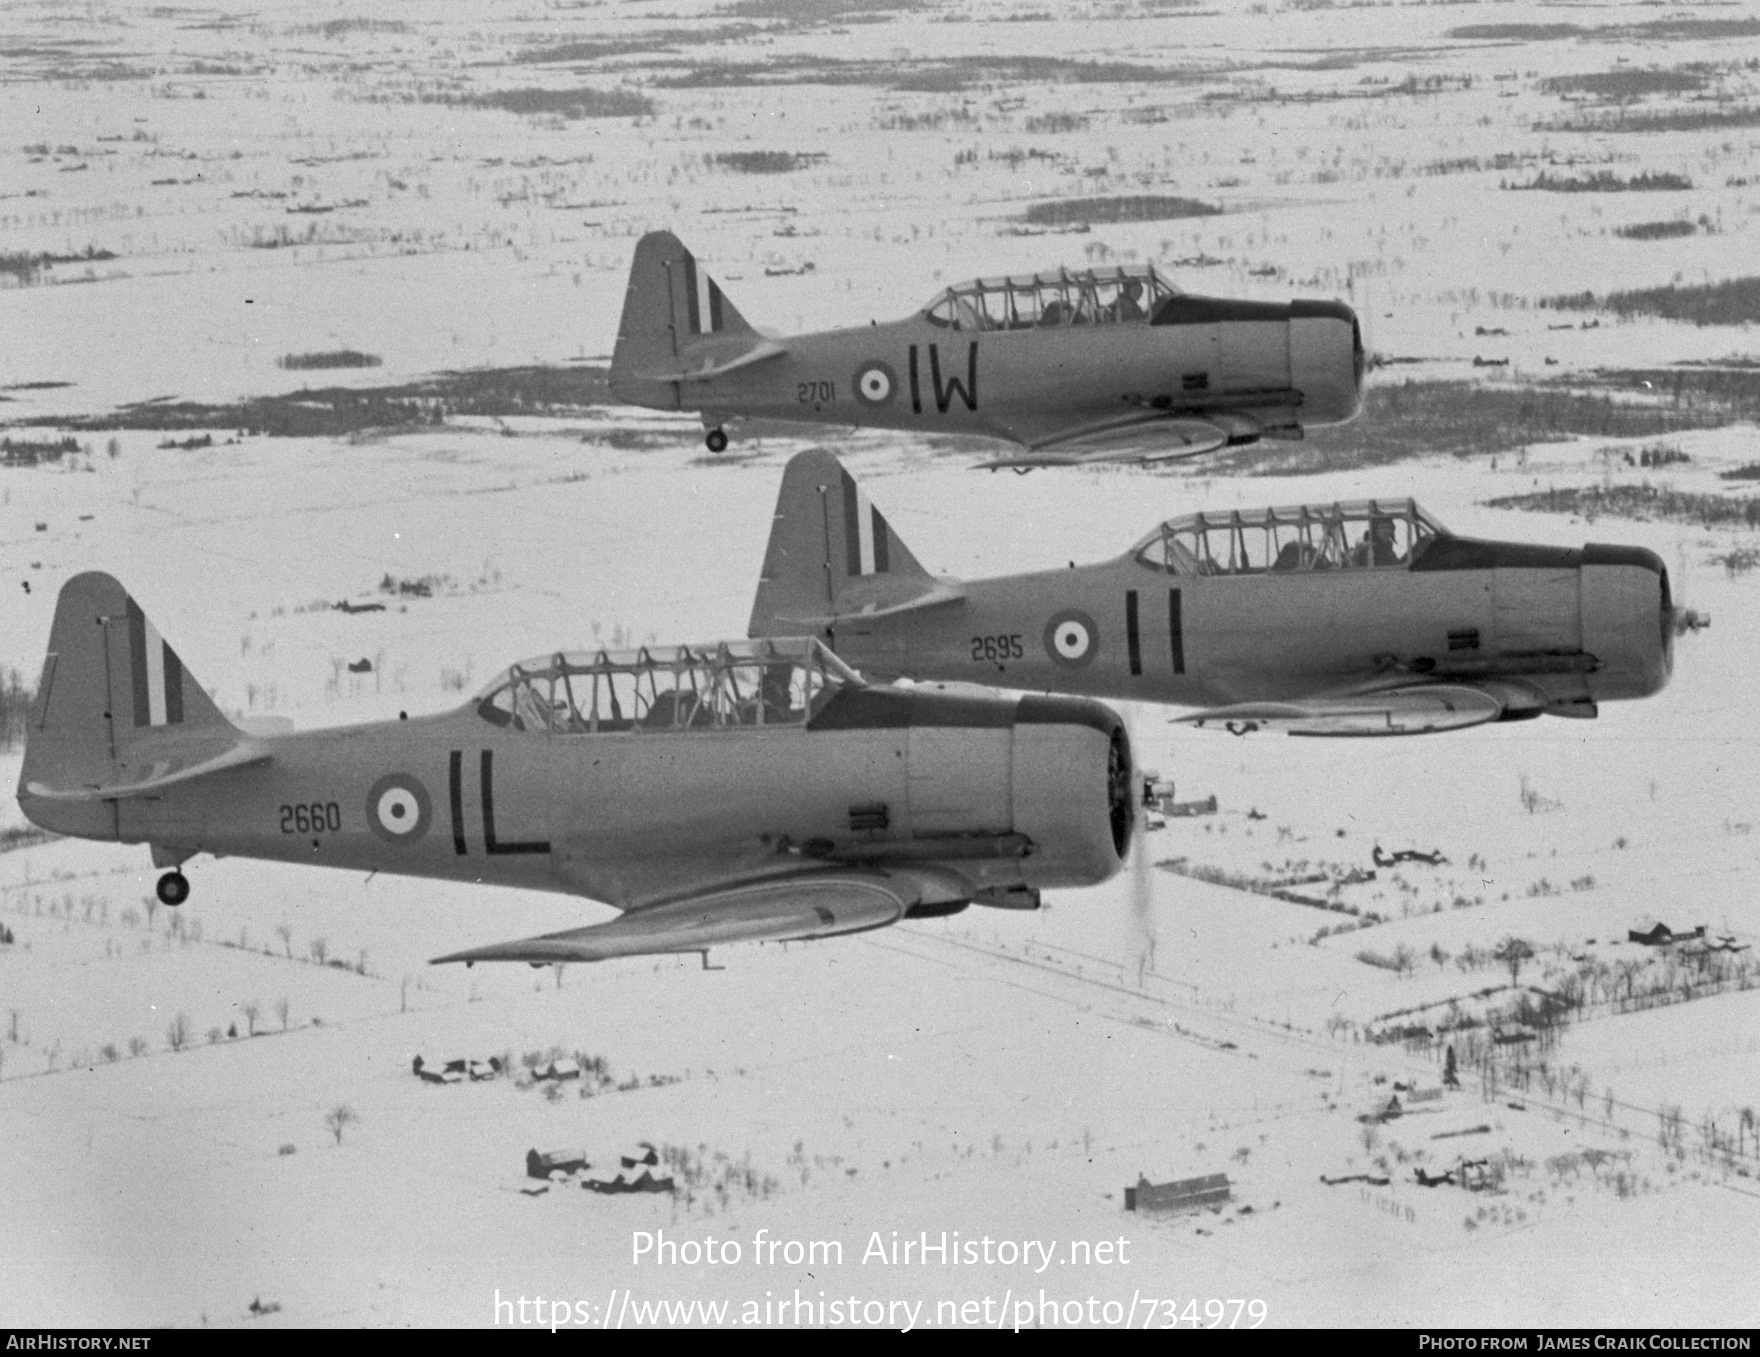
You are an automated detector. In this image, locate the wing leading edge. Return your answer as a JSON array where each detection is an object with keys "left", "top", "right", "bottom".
[
  {"left": 430, "top": 872, "right": 919, "bottom": 965},
  {"left": 1178, "top": 685, "right": 1505, "bottom": 738},
  {"left": 979, "top": 406, "right": 1290, "bottom": 469}
]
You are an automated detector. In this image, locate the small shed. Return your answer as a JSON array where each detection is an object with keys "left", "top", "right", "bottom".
[
  {"left": 1125, "top": 1173, "right": 1231, "bottom": 1214},
  {"left": 534, "top": 1057, "right": 581, "bottom": 1082},
  {"left": 411, "top": 1055, "right": 460, "bottom": 1085},
  {"left": 526, "top": 1147, "right": 590, "bottom": 1180},
  {"left": 1629, "top": 922, "right": 1706, "bottom": 947},
  {"left": 584, "top": 1169, "right": 676, "bottom": 1195}
]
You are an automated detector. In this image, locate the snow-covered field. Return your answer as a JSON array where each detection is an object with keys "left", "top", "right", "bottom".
[{"left": 3, "top": 0, "right": 1759, "bottom": 1330}]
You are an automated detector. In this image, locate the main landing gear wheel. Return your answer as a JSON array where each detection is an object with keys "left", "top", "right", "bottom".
[
  {"left": 704, "top": 427, "right": 729, "bottom": 453},
  {"left": 156, "top": 871, "right": 190, "bottom": 907}
]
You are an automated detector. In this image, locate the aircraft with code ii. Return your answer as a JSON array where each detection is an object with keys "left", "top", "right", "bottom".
[
  {"left": 608, "top": 231, "right": 1365, "bottom": 468},
  {"left": 747, "top": 451, "right": 1699, "bottom": 737},
  {"left": 16, "top": 573, "right": 1135, "bottom": 963}
]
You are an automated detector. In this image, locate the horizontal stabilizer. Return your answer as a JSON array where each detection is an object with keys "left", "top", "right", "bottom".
[
  {"left": 430, "top": 872, "right": 916, "bottom": 965},
  {"left": 780, "top": 581, "right": 966, "bottom": 627},
  {"left": 638, "top": 339, "right": 788, "bottom": 383},
  {"left": 27, "top": 738, "right": 271, "bottom": 801},
  {"left": 1179, "top": 685, "right": 1503, "bottom": 738}
]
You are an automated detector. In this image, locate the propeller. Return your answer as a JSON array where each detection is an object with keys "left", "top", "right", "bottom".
[
  {"left": 1119, "top": 703, "right": 1161, "bottom": 988},
  {"left": 1669, "top": 544, "right": 1710, "bottom": 637}
]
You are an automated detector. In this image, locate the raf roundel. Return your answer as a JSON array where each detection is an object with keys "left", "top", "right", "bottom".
[
  {"left": 366, "top": 773, "right": 432, "bottom": 844},
  {"left": 853, "top": 361, "right": 898, "bottom": 407},
  {"left": 1043, "top": 610, "right": 1099, "bottom": 668}
]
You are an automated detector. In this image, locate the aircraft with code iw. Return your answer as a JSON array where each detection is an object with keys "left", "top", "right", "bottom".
[
  {"left": 609, "top": 231, "right": 1365, "bottom": 469},
  {"left": 748, "top": 451, "right": 1697, "bottom": 737},
  {"left": 17, "top": 572, "right": 1135, "bottom": 961}
]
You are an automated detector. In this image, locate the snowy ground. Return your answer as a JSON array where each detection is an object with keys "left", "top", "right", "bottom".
[{"left": 3, "top": 0, "right": 1759, "bottom": 1331}]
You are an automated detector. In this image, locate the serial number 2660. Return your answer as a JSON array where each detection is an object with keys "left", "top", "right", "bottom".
[{"left": 280, "top": 802, "right": 342, "bottom": 834}]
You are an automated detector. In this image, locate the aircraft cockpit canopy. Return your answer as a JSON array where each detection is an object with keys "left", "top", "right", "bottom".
[
  {"left": 1132, "top": 499, "right": 1449, "bottom": 576},
  {"left": 923, "top": 264, "right": 1178, "bottom": 331},
  {"left": 475, "top": 637, "right": 861, "bottom": 734}
]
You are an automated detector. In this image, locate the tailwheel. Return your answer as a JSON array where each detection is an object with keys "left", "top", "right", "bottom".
[
  {"left": 156, "top": 871, "right": 190, "bottom": 907},
  {"left": 705, "top": 427, "right": 729, "bottom": 454}
]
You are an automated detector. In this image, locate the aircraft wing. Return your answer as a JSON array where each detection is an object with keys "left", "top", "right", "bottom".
[
  {"left": 1177, "top": 685, "right": 1504, "bottom": 737},
  {"left": 636, "top": 339, "right": 788, "bottom": 384},
  {"left": 429, "top": 872, "right": 916, "bottom": 965},
  {"left": 977, "top": 413, "right": 1235, "bottom": 470},
  {"left": 25, "top": 738, "right": 272, "bottom": 801}
]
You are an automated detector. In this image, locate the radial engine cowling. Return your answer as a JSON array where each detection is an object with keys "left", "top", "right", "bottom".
[
  {"left": 1008, "top": 695, "right": 1132, "bottom": 889},
  {"left": 818, "top": 686, "right": 1131, "bottom": 895}
]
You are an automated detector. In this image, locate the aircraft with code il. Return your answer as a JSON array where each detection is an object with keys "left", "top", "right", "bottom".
[
  {"left": 16, "top": 572, "right": 1136, "bottom": 963},
  {"left": 609, "top": 231, "right": 1365, "bottom": 468},
  {"left": 747, "top": 451, "right": 1699, "bottom": 736}
]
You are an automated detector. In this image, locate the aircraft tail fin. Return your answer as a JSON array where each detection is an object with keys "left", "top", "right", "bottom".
[
  {"left": 748, "top": 450, "right": 952, "bottom": 639},
  {"left": 18, "top": 572, "right": 246, "bottom": 833},
  {"left": 611, "top": 231, "right": 759, "bottom": 408}
]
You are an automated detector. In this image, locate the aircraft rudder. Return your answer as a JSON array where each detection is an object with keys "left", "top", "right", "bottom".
[
  {"left": 24, "top": 572, "right": 233, "bottom": 774},
  {"left": 748, "top": 451, "right": 934, "bottom": 638},
  {"left": 611, "top": 231, "right": 757, "bottom": 407}
]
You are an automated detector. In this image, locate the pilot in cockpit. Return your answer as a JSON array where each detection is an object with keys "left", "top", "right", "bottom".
[
  {"left": 1112, "top": 278, "right": 1146, "bottom": 322},
  {"left": 758, "top": 659, "right": 800, "bottom": 724},
  {"left": 1354, "top": 516, "right": 1402, "bottom": 568}
]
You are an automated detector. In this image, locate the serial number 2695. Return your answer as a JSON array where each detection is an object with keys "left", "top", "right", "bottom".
[
  {"left": 280, "top": 802, "right": 341, "bottom": 834},
  {"left": 971, "top": 633, "right": 1024, "bottom": 662}
]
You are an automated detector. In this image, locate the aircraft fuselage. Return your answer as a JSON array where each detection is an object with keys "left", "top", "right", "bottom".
[
  {"left": 22, "top": 688, "right": 1127, "bottom": 911},
  {"left": 677, "top": 308, "right": 1359, "bottom": 446},
  {"left": 826, "top": 542, "right": 1673, "bottom": 719}
]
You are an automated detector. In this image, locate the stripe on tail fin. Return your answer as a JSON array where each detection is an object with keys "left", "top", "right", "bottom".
[
  {"left": 126, "top": 595, "right": 188, "bottom": 728},
  {"left": 841, "top": 467, "right": 893, "bottom": 578},
  {"left": 682, "top": 252, "right": 727, "bottom": 337}
]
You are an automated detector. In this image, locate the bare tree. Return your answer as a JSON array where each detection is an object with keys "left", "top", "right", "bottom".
[
  {"left": 276, "top": 923, "right": 292, "bottom": 959},
  {"left": 242, "top": 1001, "right": 261, "bottom": 1037},
  {"left": 309, "top": 936, "right": 328, "bottom": 967},
  {"left": 324, "top": 1104, "right": 358, "bottom": 1147},
  {"left": 1494, "top": 936, "right": 1535, "bottom": 987},
  {"left": 276, "top": 996, "right": 290, "bottom": 1032},
  {"left": 166, "top": 1012, "right": 191, "bottom": 1052}
]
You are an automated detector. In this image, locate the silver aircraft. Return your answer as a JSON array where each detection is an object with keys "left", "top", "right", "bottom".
[
  {"left": 18, "top": 572, "right": 1133, "bottom": 963},
  {"left": 609, "top": 231, "right": 1364, "bottom": 468},
  {"left": 749, "top": 451, "right": 1692, "bottom": 736}
]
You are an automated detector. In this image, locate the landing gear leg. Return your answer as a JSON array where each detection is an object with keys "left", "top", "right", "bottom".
[
  {"left": 705, "top": 427, "right": 729, "bottom": 454},
  {"left": 156, "top": 871, "right": 190, "bottom": 907}
]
